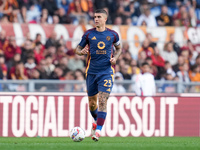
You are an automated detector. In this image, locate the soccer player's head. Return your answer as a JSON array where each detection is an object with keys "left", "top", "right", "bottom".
[
  {"left": 94, "top": 9, "right": 108, "bottom": 28},
  {"left": 141, "top": 62, "right": 150, "bottom": 73}
]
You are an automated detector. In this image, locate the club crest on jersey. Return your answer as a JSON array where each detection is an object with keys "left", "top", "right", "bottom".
[
  {"left": 106, "top": 36, "right": 111, "bottom": 41},
  {"left": 97, "top": 41, "right": 105, "bottom": 49}
]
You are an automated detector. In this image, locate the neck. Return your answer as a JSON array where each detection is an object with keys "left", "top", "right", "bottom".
[{"left": 96, "top": 26, "right": 106, "bottom": 32}]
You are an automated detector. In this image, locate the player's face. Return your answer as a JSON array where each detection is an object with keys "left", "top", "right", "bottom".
[
  {"left": 142, "top": 65, "right": 150, "bottom": 73},
  {"left": 94, "top": 13, "right": 107, "bottom": 27}
]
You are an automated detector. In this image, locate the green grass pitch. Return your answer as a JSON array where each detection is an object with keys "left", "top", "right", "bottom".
[{"left": 0, "top": 137, "right": 200, "bottom": 150}]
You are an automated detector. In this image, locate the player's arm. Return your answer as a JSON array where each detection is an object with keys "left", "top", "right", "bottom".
[
  {"left": 110, "top": 44, "right": 122, "bottom": 65},
  {"left": 75, "top": 31, "right": 89, "bottom": 56},
  {"left": 74, "top": 45, "right": 88, "bottom": 56}
]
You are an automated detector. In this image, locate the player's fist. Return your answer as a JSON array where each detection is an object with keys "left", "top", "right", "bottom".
[
  {"left": 110, "top": 57, "right": 116, "bottom": 65},
  {"left": 81, "top": 47, "right": 89, "bottom": 55}
]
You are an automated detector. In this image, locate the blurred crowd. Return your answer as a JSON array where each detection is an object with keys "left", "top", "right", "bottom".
[
  {"left": 1, "top": 0, "right": 200, "bottom": 27},
  {"left": 0, "top": 28, "right": 200, "bottom": 93},
  {"left": 0, "top": 0, "right": 200, "bottom": 93}
]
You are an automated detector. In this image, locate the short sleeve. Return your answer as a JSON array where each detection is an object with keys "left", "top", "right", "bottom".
[
  {"left": 113, "top": 32, "right": 120, "bottom": 46},
  {"left": 78, "top": 32, "right": 89, "bottom": 48}
]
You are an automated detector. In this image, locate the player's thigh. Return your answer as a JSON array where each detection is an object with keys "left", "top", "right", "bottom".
[
  {"left": 97, "top": 74, "right": 114, "bottom": 94},
  {"left": 86, "top": 74, "right": 98, "bottom": 96}
]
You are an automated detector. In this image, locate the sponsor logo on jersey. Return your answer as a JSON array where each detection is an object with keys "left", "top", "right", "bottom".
[
  {"left": 96, "top": 50, "right": 106, "bottom": 54},
  {"left": 92, "top": 36, "right": 96, "bottom": 40},
  {"left": 97, "top": 41, "right": 105, "bottom": 49}
]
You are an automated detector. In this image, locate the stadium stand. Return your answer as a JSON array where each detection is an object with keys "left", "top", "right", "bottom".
[{"left": 0, "top": 0, "right": 200, "bottom": 93}]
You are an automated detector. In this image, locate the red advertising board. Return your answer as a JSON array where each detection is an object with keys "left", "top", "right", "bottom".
[{"left": 0, "top": 93, "right": 200, "bottom": 137}]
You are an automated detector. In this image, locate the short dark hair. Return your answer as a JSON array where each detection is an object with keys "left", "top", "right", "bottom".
[
  {"left": 142, "top": 62, "right": 149, "bottom": 67},
  {"left": 95, "top": 9, "right": 108, "bottom": 16}
]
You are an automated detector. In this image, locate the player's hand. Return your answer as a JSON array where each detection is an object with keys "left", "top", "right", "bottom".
[
  {"left": 110, "top": 57, "right": 117, "bottom": 65},
  {"left": 80, "top": 47, "right": 89, "bottom": 55}
]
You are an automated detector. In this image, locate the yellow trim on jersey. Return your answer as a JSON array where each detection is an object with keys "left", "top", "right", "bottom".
[
  {"left": 85, "top": 55, "right": 91, "bottom": 77},
  {"left": 111, "top": 66, "right": 115, "bottom": 82},
  {"left": 111, "top": 66, "right": 115, "bottom": 74}
]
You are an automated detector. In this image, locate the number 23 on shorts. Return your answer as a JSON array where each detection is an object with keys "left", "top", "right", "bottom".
[
  {"left": 104, "top": 75, "right": 114, "bottom": 87},
  {"left": 104, "top": 79, "right": 112, "bottom": 87}
]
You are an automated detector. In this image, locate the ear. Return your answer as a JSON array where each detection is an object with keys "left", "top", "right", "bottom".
[{"left": 105, "top": 17, "right": 107, "bottom": 22}]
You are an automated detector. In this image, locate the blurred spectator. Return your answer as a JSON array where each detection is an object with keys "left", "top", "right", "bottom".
[
  {"left": 9, "top": 61, "right": 28, "bottom": 80},
  {"left": 189, "top": 64, "right": 200, "bottom": 82},
  {"left": 44, "top": 54, "right": 55, "bottom": 77},
  {"left": 173, "top": 55, "right": 185, "bottom": 73},
  {"left": 31, "top": 68, "right": 47, "bottom": 91},
  {"left": 156, "top": 5, "right": 173, "bottom": 26},
  {"left": 112, "top": 72, "right": 126, "bottom": 93},
  {"left": 58, "top": 7, "right": 72, "bottom": 24},
  {"left": 161, "top": 73, "right": 177, "bottom": 93},
  {"left": 42, "top": 0, "right": 58, "bottom": 17},
  {"left": 124, "top": 0, "right": 141, "bottom": 25},
  {"left": 3, "top": 36, "right": 21, "bottom": 61},
  {"left": 133, "top": 62, "right": 156, "bottom": 96},
  {"left": 6, "top": 53, "right": 21, "bottom": 72},
  {"left": 68, "top": 54, "right": 84, "bottom": 71},
  {"left": 36, "top": 59, "right": 48, "bottom": 79},
  {"left": 129, "top": 59, "right": 140, "bottom": 75},
  {"left": 18, "top": 5, "right": 27, "bottom": 23},
  {"left": 68, "top": 0, "right": 93, "bottom": 24},
  {"left": 0, "top": 0, "right": 6, "bottom": 18},
  {"left": 137, "top": 50, "right": 147, "bottom": 67},
  {"left": 3, "top": 0, "right": 19, "bottom": 22},
  {"left": 49, "top": 65, "right": 64, "bottom": 79},
  {"left": 0, "top": 30, "right": 6, "bottom": 50},
  {"left": 45, "top": 31, "right": 58, "bottom": 48},
  {"left": 138, "top": 38, "right": 154, "bottom": 58},
  {"left": 34, "top": 42, "right": 45, "bottom": 64},
  {"left": 161, "top": 42, "right": 178, "bottom": 66},
  {"left": 180, "top": 49, "right": 190, "bottom": 64},
  {"left": 40, "top": 8, "right": 52, "bottom": 24},
  {"left": 61, "top": 70, "right": 75, "bottom": 91},
  {"left": 21, "top": 39, "right": 34, "bottom": 63},
  {"left": 169, "top": 33, "right": 181, "bottom": 55},
  {"left": 53, "top": 44, "right": 67, "bottom": 65},
  {"left": 195, "top": 54, "right": 200, "bottom": 66},
  {"left": 146, "top": 56, "right": 158, "bottom": 77},
  {"left": 24, "top": 56, "right": 36, "bottom": 78},
  {"left": 0, "top": 54, "right": 7, "bottom": 79},
  {"left": 114, "top": 16, "right": 122, "bottom": 25},
  {"left": 164, "top": 61, "right": 176, "bottom": 78},
  {"left": 115, "top": 5, "right": 129, "bottom": 25},
  {"left": 189, "top": 7, "right": 198, "bottom": 27},
  {"left": 125, "top": 17, "right": 133, "bottom": 25},
  {"left": 26, "top": 3, "right": 41, "bottom": 23},
  {"left": 58, "top": 56, "right": 70, "bottom": 73},
  {"left": 131, "top": 62, "right": 142, "bottom": 93},
  {"left": 120, "top": 63, "right": 131, "bottom": 80},
  {"left": 122, "top": 51, "right": 132, "bottom": 65},
  {"left": 52, "top": 15, "right": 60, "bottom": 24},
  {"left": 151, "top": 46, "right": 165, "bottom": 68},
  {"left": 180, "top": 11, "right": 190, "bottom": 26},
  {"left": 60, "top": 0, "right": 71, "bottom": 13},
  {"left": 177, "top": 62, "right": 190, "bottom": 92},
  {"left": 93, "top": 0, "right": 110, "bottom": 10},
  {"left": 0, "top": 15, "right": 10, "bottom": 23},
  {"left": 137, "top": 7, "right": 157, "bottom": 27},
  {"left": 187, "top": 40, "right": 199, "bottom": 65},
  {"left": 74, "top": 69, "right": 86, "bottom": 92},
  {"left": 146, "top": 33, "right": 157, "bottom": 49},
  {"left": 177, "top": 63, "right": 190, "bottom": 82}
]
